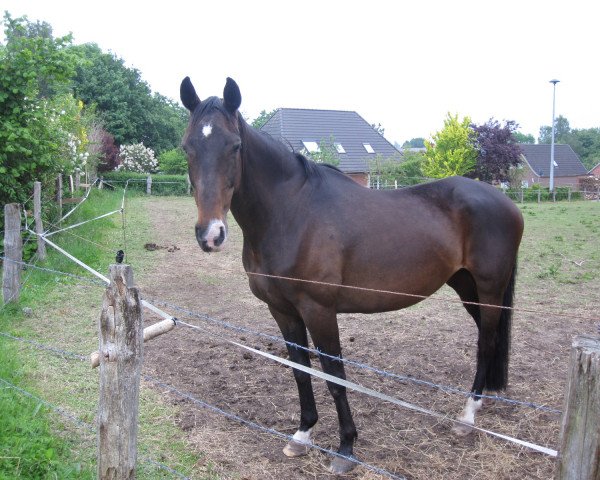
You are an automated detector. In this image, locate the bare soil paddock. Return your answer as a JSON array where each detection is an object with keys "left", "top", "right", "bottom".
[{"left": 135, "top": 197, "right": 599, "bottom": 480}]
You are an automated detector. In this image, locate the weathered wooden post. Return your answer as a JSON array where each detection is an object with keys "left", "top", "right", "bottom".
[
  {"left": 186, "top": 174, "right": 191, "bottom": 195},
  {"left": 555, "top": 335, "right": 600, "bottom": 480},
  {"left": 56, "top": 174, "right": 63, "bottom": 212},
  {"left": 538, "top": 188, "right": 541, "bottom": 203},
  {"left": 3, "top": 204, "right": 22, "bottom": 304},
  {"left": 146, "top": 174, "right": 152, "bottom": 195},
  {"left": 567, "top": 187, "right": 572, "bottom": 202},
  {"left": 33, "top": 181, "right": 46, "bottom": 261},
  {"left": 75, "top": 168, "right": 81, "bottom": 191},
  {"left": 97, "top": 264, "right": 143, "bottom": 479}
]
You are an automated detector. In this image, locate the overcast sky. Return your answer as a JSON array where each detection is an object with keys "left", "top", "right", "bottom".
[{"left": 3, "top": 0, "right": 599, "bottom": 145}]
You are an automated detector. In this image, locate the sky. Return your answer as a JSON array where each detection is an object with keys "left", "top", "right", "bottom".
[{"left": 3, "top": 0, "right": 599, "bottom": 145}]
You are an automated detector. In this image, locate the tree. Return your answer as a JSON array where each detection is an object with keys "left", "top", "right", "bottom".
[
  {"left": 538, "top": 115, "right": 571, "bottom": 144},
  {"left": 71, "top": 44, "right": 187, "bottom": 154},
  {"left": 513, "top": 131, "right": 535, "bottom": 144},
  {"left": 402, "top": 138, "right": 426, "bottom": 148},
  {"left": 469, "top": 119, "right": 523, "bottom": 183},
  {"left": 251, "top": 109, "right": 277, "bottom": 129},
  {"left": 0, "top": 12, "right": 79, "bottom": 209},
  {"left": 422, "top": 113, "right": 477, "bottom": 178}
]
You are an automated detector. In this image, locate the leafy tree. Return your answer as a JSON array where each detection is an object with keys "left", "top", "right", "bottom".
[
  {"left": 402, "top": 137, "right": 425, "bottom": 148},
  {"left": 513, "top": 131, "right": 535, "bottom": 144},
  {"left": 71, "top": 44, "right": 187, "bottom": 154},
  {"left": 369, "top": 151, "right": 424, "bottom": 186},
  {"left": 251, "top": 109, "right": 277, "bottom": 129},
  {"left": 538, "top": 115, "right": 571, "bottom": 144},
  {"left": 469, "top": 119, "right": 523, "bottom": 183},
  {"left": 0, "top": 12, "right": 78, "bottom": 209},
  {"left": 158, "top": 147, "right": 187, "bottom": 174},
  {"left": 423, "top": 113, "right": 477, "bottom": 178},
  {"left": 538, "top": 115, "right": 600, "bottom": 170}
]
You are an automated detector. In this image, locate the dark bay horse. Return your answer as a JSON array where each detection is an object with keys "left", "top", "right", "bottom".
[{"left": 180, "top": 77, "right": 524, "bottom": 474}]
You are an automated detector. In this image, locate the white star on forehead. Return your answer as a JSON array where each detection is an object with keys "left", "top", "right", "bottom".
[{"left": 202, "top": 123, "right": 212, "bottom": 137}]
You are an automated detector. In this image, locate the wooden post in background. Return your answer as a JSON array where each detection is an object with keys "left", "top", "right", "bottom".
[
  {"left": 97, "top": 264, "right": 143, "bottom": 479},
  {"left": 146, "top": 174, "right": 152, "bottom": 195},
  {"left": 3, "top": 203, "right": 22, "bottom": 304},
  {"left": 56, "top": 174, "right": 63, "bottom": 213},
  {"left": 555, "top": 335, "right": 600, "bottom": 480},
  {"left": 75, "top": 169, "right": 81, "bottom": 191},
  {"left": 187, "top": 174, "right": 191, "bottom": 195},
  {"left": 33, "top": 181, "right": 46, "bottom": 261}
]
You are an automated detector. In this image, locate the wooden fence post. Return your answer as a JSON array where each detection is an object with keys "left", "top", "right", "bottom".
[
  {"left": 33, "top": 181, "right": 46, "bottom": 261},
  {"left": 3, "top": 204, "right": 22, "bottom": 304},
  {"left": 56, "top": 174, "right": 63, "bottom": 212},
  {"left": 186, "top": 174, "right": 191, "bottom": 195},
  {"left": 97, "top": 264, "right": 143, "bottom": 479},
  {"left": 146, "top": 174, "right": 152, "bottom": 195},
  {"left": 75, "top": 169, "right": 81, "bottom": 191},
  {"left": 555, "top": 335, "right": 600, "bottom": 480}
]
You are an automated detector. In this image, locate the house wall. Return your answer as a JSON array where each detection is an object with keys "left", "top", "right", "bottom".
[
  {"left": 346, "top": 172, "right": 369, "bottom": 186},
  {"left": 590, "top": 164, "right": 600, "bottom": 177}
]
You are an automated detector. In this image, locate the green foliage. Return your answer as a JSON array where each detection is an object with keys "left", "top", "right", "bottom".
[
  {"left": 402, "top": 137, "right": 426, "bottom": 148},
  {"left": 423, "top": 113, "right": 477, "bottom": 178},
  {"left": 0, "top": 326, "right": 93, "bottom": 478},
  {"left": 513, "top": 131, "right": 535, "bottom": 144},
  {"left": 0, "top": 12, "right": 79, "bottom": 208},
  {"left": 538, "top": 115, "right": 600, "bottom": 170},
  {"left": 71, "top": 43, "right": 187, "bottom": 154},
  {"left": 369, "top": 151, "right": 425, "bottom": 186},
  {"left": 158, "top": 147, "right": 187, "bottom": 174},
  {"left": 251, "top": 109, "right": 277, "bottom": 129}
]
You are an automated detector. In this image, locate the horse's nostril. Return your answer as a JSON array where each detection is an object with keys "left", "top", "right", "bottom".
[{"left": 214, "top": 226, "right": 226, "bottom": 247}]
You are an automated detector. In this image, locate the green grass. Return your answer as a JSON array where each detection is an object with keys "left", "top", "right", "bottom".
[
  {"left": 518, "top": 201, "right": 600, "bottom": 285},
  {"left": 1, "top": 189, "right": 204, "bottom": 479}
]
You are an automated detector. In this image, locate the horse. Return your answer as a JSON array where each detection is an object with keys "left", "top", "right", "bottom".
[{"left": 179, "top": 76, "right": 524, "bottom": 474}]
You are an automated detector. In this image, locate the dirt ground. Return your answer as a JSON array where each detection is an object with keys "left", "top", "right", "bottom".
[{"left": 135, "top": 197, "right": 596, "bottom": 480}]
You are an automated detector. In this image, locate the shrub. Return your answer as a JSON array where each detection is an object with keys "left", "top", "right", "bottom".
[
  {"left": 158, "top": 147, "right": 187, "bottom": 174},
  {"left": 116, "top": 143, "right": 157, "bottom": 173}
]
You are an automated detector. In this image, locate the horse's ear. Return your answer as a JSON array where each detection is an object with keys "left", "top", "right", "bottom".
[
  {"left": 180, "top": 76, "right": 200, "bottom": 112},
  {"left": 223, "top": 77, "right": 241, "bottom": 114}
]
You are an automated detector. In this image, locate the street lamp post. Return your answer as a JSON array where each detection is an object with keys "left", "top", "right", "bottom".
[{"left": 549, "top": 79, "right": 560, "bottom": 193}]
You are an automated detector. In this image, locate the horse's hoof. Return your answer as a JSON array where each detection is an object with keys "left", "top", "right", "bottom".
[
  {"left": 329, "top": 455, "right": 357, "bottom": 474},
  {"left": 283, "top": 440, "right": 310, "bottom": 457},
  {"left": 452, "top": 422, "right": 474, "bottom": 437}
]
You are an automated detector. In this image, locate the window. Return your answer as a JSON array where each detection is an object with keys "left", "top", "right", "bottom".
[
  {"left": 363, "top": 143, "right": 375, "bottom": 154},
  {"left": 302, "top": 141, "right": 320, "bottom": 153},
  {"left": 334, "top": 143, "right": 346, "bottom": 154}
]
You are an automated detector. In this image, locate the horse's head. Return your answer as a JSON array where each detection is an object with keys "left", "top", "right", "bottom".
[{"left": 180, "top": 77, "right": 242, "bottom": 252}]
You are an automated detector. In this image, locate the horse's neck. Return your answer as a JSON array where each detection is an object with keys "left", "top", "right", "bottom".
[{"left": 231, "top": 127, "right": 303, "bottom": 238}]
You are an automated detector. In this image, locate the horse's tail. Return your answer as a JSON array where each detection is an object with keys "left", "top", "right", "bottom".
[{"left": 485, "top": 261, "right": 516, "bottom": 391}]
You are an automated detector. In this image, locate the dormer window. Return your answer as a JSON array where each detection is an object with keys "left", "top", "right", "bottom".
[
  {"left": 302, "top": 141, "right": 320, "bottom": 153},
  {"left": 334, "top": 143, "right": 346, "bottom": 154},
  {"left": 363, "top": 143, "right": 375, "bottom": 154}
]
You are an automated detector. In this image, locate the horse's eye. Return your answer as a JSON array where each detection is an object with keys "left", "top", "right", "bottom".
[{"left": 233, "top": 142, "right": 242, "bottom": 152}]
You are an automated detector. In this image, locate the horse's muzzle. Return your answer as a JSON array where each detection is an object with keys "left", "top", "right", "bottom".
[{"left": 196, "top": 220, "right": 226, "bottom": 252}]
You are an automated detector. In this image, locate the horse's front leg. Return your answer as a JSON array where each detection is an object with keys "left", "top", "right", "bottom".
[
  {"left": 269, "top": 307, "right": 319, "bottom": 457},
  {"left": 301, "top": 304, "right": 358, "bottom": 474}
]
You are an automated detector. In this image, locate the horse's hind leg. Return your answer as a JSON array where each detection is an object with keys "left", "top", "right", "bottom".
[
  {"left": 269, "top": 307, "right": 318, "bottom": 457},
  {"left": 447, "top": 269, "right": 494, "bottom": 435}
]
